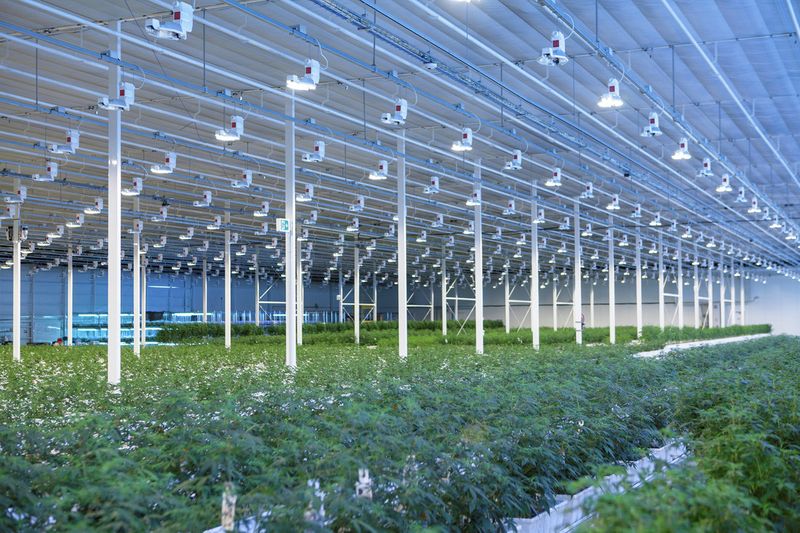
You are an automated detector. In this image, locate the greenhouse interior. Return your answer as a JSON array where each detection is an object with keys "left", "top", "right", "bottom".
[{"left": 1, "top": 0, "right": 799, "bottom": 530}]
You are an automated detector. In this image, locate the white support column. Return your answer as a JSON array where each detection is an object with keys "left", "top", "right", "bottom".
[
  {"left": 719, "top": 256, "right": 726, "bottom": 328},
  {"left": 608, "top": 217, "right": 616, "bottom": 344},
  {"left": 254, "top": 258, "right": 260, "bottom": 327},
  {"left": 372, "top": 273, "right": 378, "bottom": 323},
  {"left": 677, "top": 239, "right": 684, "bottom": 329},
  {"left": 141, "top": 264, "right": 146, "bottom": 347},
  {"left": 693, "top": 261, "right": 700, "bottom": 329},
  {"left": 589, "top": 284, "right": 595, "bottom": 329},
  {"left": 67, "top": 246, "right": 73, "bottom": 346},
  {"left": 441, "top": 251, "right": 447, "bottom": 336},
  {"left": 552, "top": 282, "right": 558, "bottom": 331},
  {"left": 224, "top": 211, "right": 231, "bottom": 350},
  {"left": 573, "top": 201, "right": 582, "bottom": 344},
  {"left": 296, "top": 250, "right": 303, "bottom": 346},
  {"left": 531, "top": 196, "right": 540, "bottom": 350},
  {"left": 635, "top": 227, "right": 643, "bottom": 338},
  {"left": 132, "top": 219, "right": 141, "bottom": 357},
  {"left": 657, "top": 231, "right": 665, "bottom": 331},
  {"left": 397, "top": 130, "right": 408, "bottom": 358},
  {"left": 284, "top": 95, "right": 297, "bottom": 367},
  {"left": 354, "top": 245, "right": 360, "bottom": 345},
  {"left": 730, "top": 256, "right": 735, "bottom": 326},
  {"left": 12, "top": 215, "right": 21, "bottom": 362},
  {"left": 106, "top": 20, "right": 122, "bottom": 385},
  {"left": 473, "top": 160, "right": 484, "bottom": 355},
  {"left": 707, "top": 266, "right": 714, "bottom": 328},
  {"left": 338, "top": 269, "right": 344, "bottom": 323},
  {"left": 429, "top": 284, "right": 435, "bottom": 323},
  {"left": 202, "top": 259, "right": 208, "bottom": 323},
  {"left": 739, "top": 265, "right": 745, "bottom": 325},
  {"left": 504, "top": 265, "right": 510, "bottom": 334}
]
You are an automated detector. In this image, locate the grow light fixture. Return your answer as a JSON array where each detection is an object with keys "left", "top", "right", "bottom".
[
  {"left": 207, "top": 215, "right": 222, "bottom": 230},
  {"left": 303, "top": 210, "right": 318, "bottom": 225},
  {"left": 196, "top": 240, "right": 209, "bottom": 252},
  {"left": 696, "top": 157, "right": 713, "bottom": 178},
  {"left": 432, "top": 213, "right": 444, "bottom": 228},
  {"left": 301, "top": 141, "right": 325, "bottom": 163},
  {"left": 747, "top": 197, "right": 761, "bottom": 214},
  {"left": 367, "top": 160, "right": 389, "bottom": 181},
  {"left": 232, "top": 170, "right": 252, "bottom": 189},
  {"left": 235, "top": 245, "right": 247, "bottom": 256},
  {"left": 559, "top": 216, "right": 570, "bottom": 230},
  {"left": 349, "top": 195, "right": 365, "bottom": 213},
  {"left": 557, "top": 241, "right": 567, "bottom": 254},
  {"left": 648, "top": 242, "right": 657, "bottom": 254},
  {"left": 681, "top": 226, "right": 692, "bottom": 239},
  {"left": 150, "top": 152, "right": 176, "bottom": 174},
  {"left": 255, "top": 222, "right": 270, "bottom": 236},
  {"left": 121, "top": 177, "right": 143, "bottom": 197},
  {"left": 424, "top": 176, "right": 440, "bottom": 194},
  {"left": 48, "top": 129, "right": 79, "bottom": 155},
  {"left": 535, "top": 208, "right": 546, "bottom": 224},
  {"left": 590, "top": 249, "right": 599, "bottom": 260},
  {"left": 384, "top": 224, "right": 395, "bottom": 238},
  {"left": 37, "top": 236, "right": 52, "bottom": 247},
  {"left": 545, "top": 167, "right": 562, "bottom": 187},
  {"left": 451, "top": 128, "right": 473, "bottom": 152},
  {"left": 46, "top": 225, "right": 64, "bottom": 240},
  {"left": 769, "top": 216, "right": 782, "bottom": 230},
  {"left": 32, "top": 161, "right": 58, "bottom": 182},
  {"left": 597, "top": 78, "right": 623, "bottom": 108},
  {"left": 66, "top": 213, "right": 84, "bottom": 229},
  {"left": 145, "top": 1, "right": 193, "bottom": 40},
  {"left": 177, "top": 247, "right": 189, "bottom": 258},
  {"left": 707, "top": 237, "right": 717, "bottom": 249},
  {"left": 786, "top": 232, "right": 797, "bottom": 241},
  {"left": 193, "top": 191, "right": 212, "bottom": 208},
  {"left": 215, "top": 115, "right": 244, "bottom": 142},
  {"left": 503, "top": 198, "right": 516, "bottom": 215},
  {"left": 253, "top": 201, "right": 270, "bottom": 217},
  {"left": 89, "top": 238, "right": 104, "bottom": 251},
  {"left": 297, "top": 183, "right": 314, "bottom": 203},
  {"left": 84, "top": 197, "right": 103, "bottom": 215},
  {"left": 580, "top": 182, "right": 594, "bottom": 199},
  {"left": 619, "top": 235, "right": 630, "bottom": 247},
  {"left": 446, "top": 235, "right": 455, "bottom": 247},
  {"left": 380, "top": 98, "right": 408, "bottom": 126},
  {"left": 151, "top": 205, "right": 168, "bottom": 222},
  {"left": 346, "top": 217, "right": 359, "bottom": 233},
  {"left": 4, "top": 185, "right": 26, "bottom": 204},
  {"left": 416, "top": 231, "right": 427, "bottom": 243},
  {"left": 504, "top": 149, "right": 522, "bottom": 171},
  {"left": 265, "top": 237, "right": 278, "bottom": 250},
  {"left": 606, "top": 194, "right": 620, "bottom": 211},
  {"left": 516, "top": 233, "right": 526, "bottom": 246},
  {"left": 641, "top": 112, "right": 662, "bottom": 137},
  {"left": 671, "top": 137, "right": 691, "bottom": 160},
  {"left": 649, "top": 212, "right": 662, "bottom": 227},
  {"left": 466, "top": 187, "right": 481, "bottom": 207},
  {"left": 98, "top": 82, "right": 135, "bottom": 111},
  {"left": 735, "top": 187, "right": 747, "bottom": 203},
  {"left": 286, "top": 59, "right": 320, "bottom": 91},
  {"left": 153, "top": 235, "right": 167, "bottom": 248},
  {"left": 463, "top": 221, "right": 475, "bottom": 235},
  {"left": 538, "top": 31, "right": 569, "bottom": 66},
  {"left": 716, "top": 173, "right": 732, "bottom": 193},
  {"left": 632, "top": 203, "right": 641, "bottom": 219},
  {"left": 179, "top": 227, "right": 194, "bottom": 240},
  {"left": 581, "top": 223, "right": 593, "bottom": 237}
]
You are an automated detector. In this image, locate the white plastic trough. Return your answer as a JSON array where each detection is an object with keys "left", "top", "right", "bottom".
[
  {"left": 509, "top": 440, "right": 688, "bottom": 532},
  {"left": 634, "top": 333, "right": 771, "bottom": 359}
]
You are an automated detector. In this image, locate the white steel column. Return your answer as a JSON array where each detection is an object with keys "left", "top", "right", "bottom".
[
  {"left": 106, "top": 20, "right": 122, "bottom": 385},
  {"left": 254, "top": 259, "right": 260, "bottom": 327},
  {"left": 720, "top": 256, "right": 726, "bottom": 328},
  {"left": 202, "top": 259, "right": 207, "bottom": 323},
  {"left": 589, "top": 284, "right": 595, "bottom": 329},
  {"left": 552, "top": 282, "right": 558, "bottom": 331},
  {"left": 657, "top": 231, "right": 665, "bottom": 331},
  {"left": 296, "top": 251, "right": 303, "bottom": 345},
  {"left": 677, "top": 240, "right": 684, "bottom": 329},
  {"left": 372, "top": 274, "right": 378, "bottom": 323},
  {"left": 397, "top": 130, "right": 408, "bottom": 358},
  {"left": 707, "top": 266, "right": 714, "bottom": 328},
  {"left": 140, "top": 264, "right": 146, "bottom": 346},
  {"left": 224, "top": 211, "right": 231, "bottom": 350},
  {"left": 635, "top": 228, "right": 643, "bottom": 338},
  {"left": 354, "top": 245, "right": 360, "bottom": 345},
  {"left": 531, "top": 196, "right": 540, "bottom": 350},
  {"left": 473, "top": 160, "right": 484, "bottom": 355},
  {"left": 67, "top": 246, "right": 73, "bottom": 346},
  {"left": 504, "top": 265, "right": 510, "bottom": 334},
  {"left": 338, "top": 270, "right": 344, "bottom": 323},
  {"left": 730, "top": 257, "right": 735, "bottom": 325},
  {"left": 573, "top": 201, "right": 582, "bottom": 344},
  {"left": 429, "top": 284, "right": 435, "bottom": 323},
  {"left": 693, "top": 261, "right": 700, "bottom": 328},
  {"left": 12, "top": 216, "right": 21, "bottom": 362},
  {"left": 739, "top": 266, "right": 745, "bottom": 325},
  {"left": 132, "top": 224, "right": 141, "bottom": 357},
  {"left": 441, "top": 252, "right": 447, "bottom": 336},
  {"left": 608, "top": 218, "right": 616, "bottom": 344},
  {"left": 284, "top": 95, "right": 297, "bottom": 367}
]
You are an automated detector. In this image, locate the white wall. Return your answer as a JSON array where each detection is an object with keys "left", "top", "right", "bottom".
[{"left": 746, "top": 274, "right": 800, "bottom": 335}]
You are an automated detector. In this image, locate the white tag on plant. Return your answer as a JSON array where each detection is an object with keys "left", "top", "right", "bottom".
[{"left": 221, "top": 482, "right": 236, "bottom": 532}]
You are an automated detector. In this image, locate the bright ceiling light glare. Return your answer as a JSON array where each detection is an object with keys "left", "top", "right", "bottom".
[
  {"left": 597, "top": 78, "right": 623, "bottom": 108},
  {"left": 286, "top": 59, "right": 320, "bottom": 91},
  {"left": 671, "top": 137, "right": 692, "bottom": 160},
  {"left": 368, "top": 160, "right": 388, "bottom": 181}
]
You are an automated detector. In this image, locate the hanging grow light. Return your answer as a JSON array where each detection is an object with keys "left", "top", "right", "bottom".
[
  {"left": 580, "top": 182, "right": 594, "bottom": 199},
  {"left": 254, "top": 201, "right": 270, "bottom": 217},
  {"left": 581, "top": 223, "right": 593, "bottom": 237},
  {"left": 368, "top": 160, "right": 388, "bottom": 181},
  {"left": 463, "top": 221, "right": 475, "bottom": 235},
  {"left": 597, "top": 78, "right": 623, "bottom": 108},
  {"left": 48, "top": 129, "right": 79, "bottom": 155},
  {"left": 84, "top": 197, "right": 103, "bottom": 215},
  {"left": 151, "top": 205, "right": 168, "bottom": 222},
  {"left": 619, "top": 234, "right": 630, "bottom": 247},
  {"left": 207, "top": 215, "right": 222, "bottom": 230},
  {"left": 632, "top": 203, "right": 641, "bottom": 218},
  {"left": 32, "top": 161, "right": 58, "bottom": 182},
  {"left": 145, "top": 1, "right": 194, "bottom": 40},
  {"left": 301, "top": 141, "right": 325, "bottom": 163},
  {"left": 671, "top": 137, "right": 692, "bottom": 160},
  {"left": 747, "top": 197, "right": 761, "bottom": 214},
  {"left": 735, "top": 187, "right": 747, "bottom": 203},
  {"left": 641, "top": 112, "right": 662, "bottom": 137},
  {"left": 681, "top": 226, "right": 692, "bottom": 239},
  {"left": 769, "top": 216, "right": 782, "bottom": 229},
  {"left": 66, "top": 213, "right": 84, "bottom": 229},
  {"left": 150, "top": 152, "right": 176, "bottom": 174},
  {"left": 380, "top": 98, "right": 408, "bottom": 126},
  {"left": 504, "top": 149, "right": 522, "bottom": 171},
  {"left": 697, "top": 157, "right": 713, "bottom": 178},
  {"left": 179, "top": 227, "right": 194, "bottom": 240},
  {"left": 424, "top": 176, "right": 440, "bottom": 194},
  {"left": 466, "top": 186, "right": 481, "bottom": 207},
  {"left": 707, "top": 237, "right": 717, "bottom": 249},
  {"left": 545, "top": 167, "right": 562, "bottom": 187},
  {"left": 432, "top": 213, "right": 444, "bottom": 228},
  {"left": 716, "top": 173, "right": 732, "bottom": 193},
  {"left": 215, "top": 115, "right": 244, "bottom": 142},
  {"left": 503, "top": 198, "right": 516, "bottom": 215},
  {"left": 153, "top": 235, "right": 167, "bottom": 249},
  {"left": 255, "top": 222, "right": 270, "bottom": 236},
  {"left": 232, "top": 169, "right": 252, "bottom": 189},
  {"left": 349, "top": 195, "right": 365, "bottom": 212},
  {"left": 534, "top": 208, "right": 546, "bottom": 224},
  {"left": 193, "top": 190, "right": 212, "bottom": 207},
  {"left": 416, "top": 230, "right": 427, "bottom": 243},
  {"left": 297, "top": 183, "right": 314, "bottom": 202},
  {"left": 451, "top": 127, "right": 473, "bottom": 152},
  {"left": 346, "top": 217, "right": 359, "bottom": 232},
  {"left": 98, "top": 82, "right": 135, "bottom": 112},
  {"left": 121, "top": 177, "right": 143, "bottom": 197},
  {"left": 286, "top": 59, "right": 320, "bottom": 91},
  {"left": 606, "top": 194, "right": 620, "bottom": 211},
  {"left": 649, "top": 212, "right": 662, "bottom": 227},
  {"left": 384, "top": 224, "right": 395, "bottom": 238},
  {"left": 538, "top": 31, "right": 569, "bottom": 66},
  {"left": 303, "top": 210, "right": 318, "bottom": 225}
]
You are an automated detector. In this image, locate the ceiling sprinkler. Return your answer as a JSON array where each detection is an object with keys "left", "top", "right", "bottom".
[
  {"left": 48, "top": 129, "right": 79, "bottom": 155},
  {"left": 716, "top": 173, "right": 733, "bottom": 193},
  {"left": 368, "top": 160, "right": 388, "bottom": 181},
  {"left": 697, "top": 157, "right": 713, "bottom": 178},
  {"left": 504, "top": 149, "right": 522, "bottom": 171},
  {"left": 145, "top": 2, "right": 194, "bottom": 41},
  {"left": 121, "top": 177, "right": 143, "bottom": 197},
  {"left": 380, "top": 98, "right": 408, "bottom": 126},
  {"left": 232, "top": 169, "right": 252, "bottom": 189},
  {"left": 150, "top": 152, "right": 176, "bottom": 174},
  {"left": 349, "top": 195, "right": 365, "bottom": 212},
  {"left": 424, "top": 175, "right": 440, "bottom": 194},
  {"left": 451, "top": 127, "right": 473, "bottom": 152},
  {"left": 301, "top": 140, "right": 325, "bottom": 163},
  {"left": 671, "top": 137, "right": 692, "bottom": 160},
  {"left": 286, "top": 59, "right": 320, "bottom": 91},
  {"left": 545, "top": 167, "right": 562, "bottom": 187},
  {"left": 33, "top": 161, "right": 58, "bottom": 182},
  {"left": 641, "top": 111, "right": 662, "bottom": 137},
  {"left": 503, "top": 198, "right": 516, "bottom": 215},
  {"left": 297, "top": 183, "right": 314, "bottom": 203},
  {"left": 538, "top": 31, "right": 569, "bottom": 66},
  {"left": 193, "top": 190, "right": 212, "bottom": 207},
  {"left": 98, "top": 82, "right": 135, "bottom": 112},
  {"left": 597, "top": 78, "right": 623, "bottom": 108},
  {"left": 215, "top": 115, "right": 244, "bottom": 142}
]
